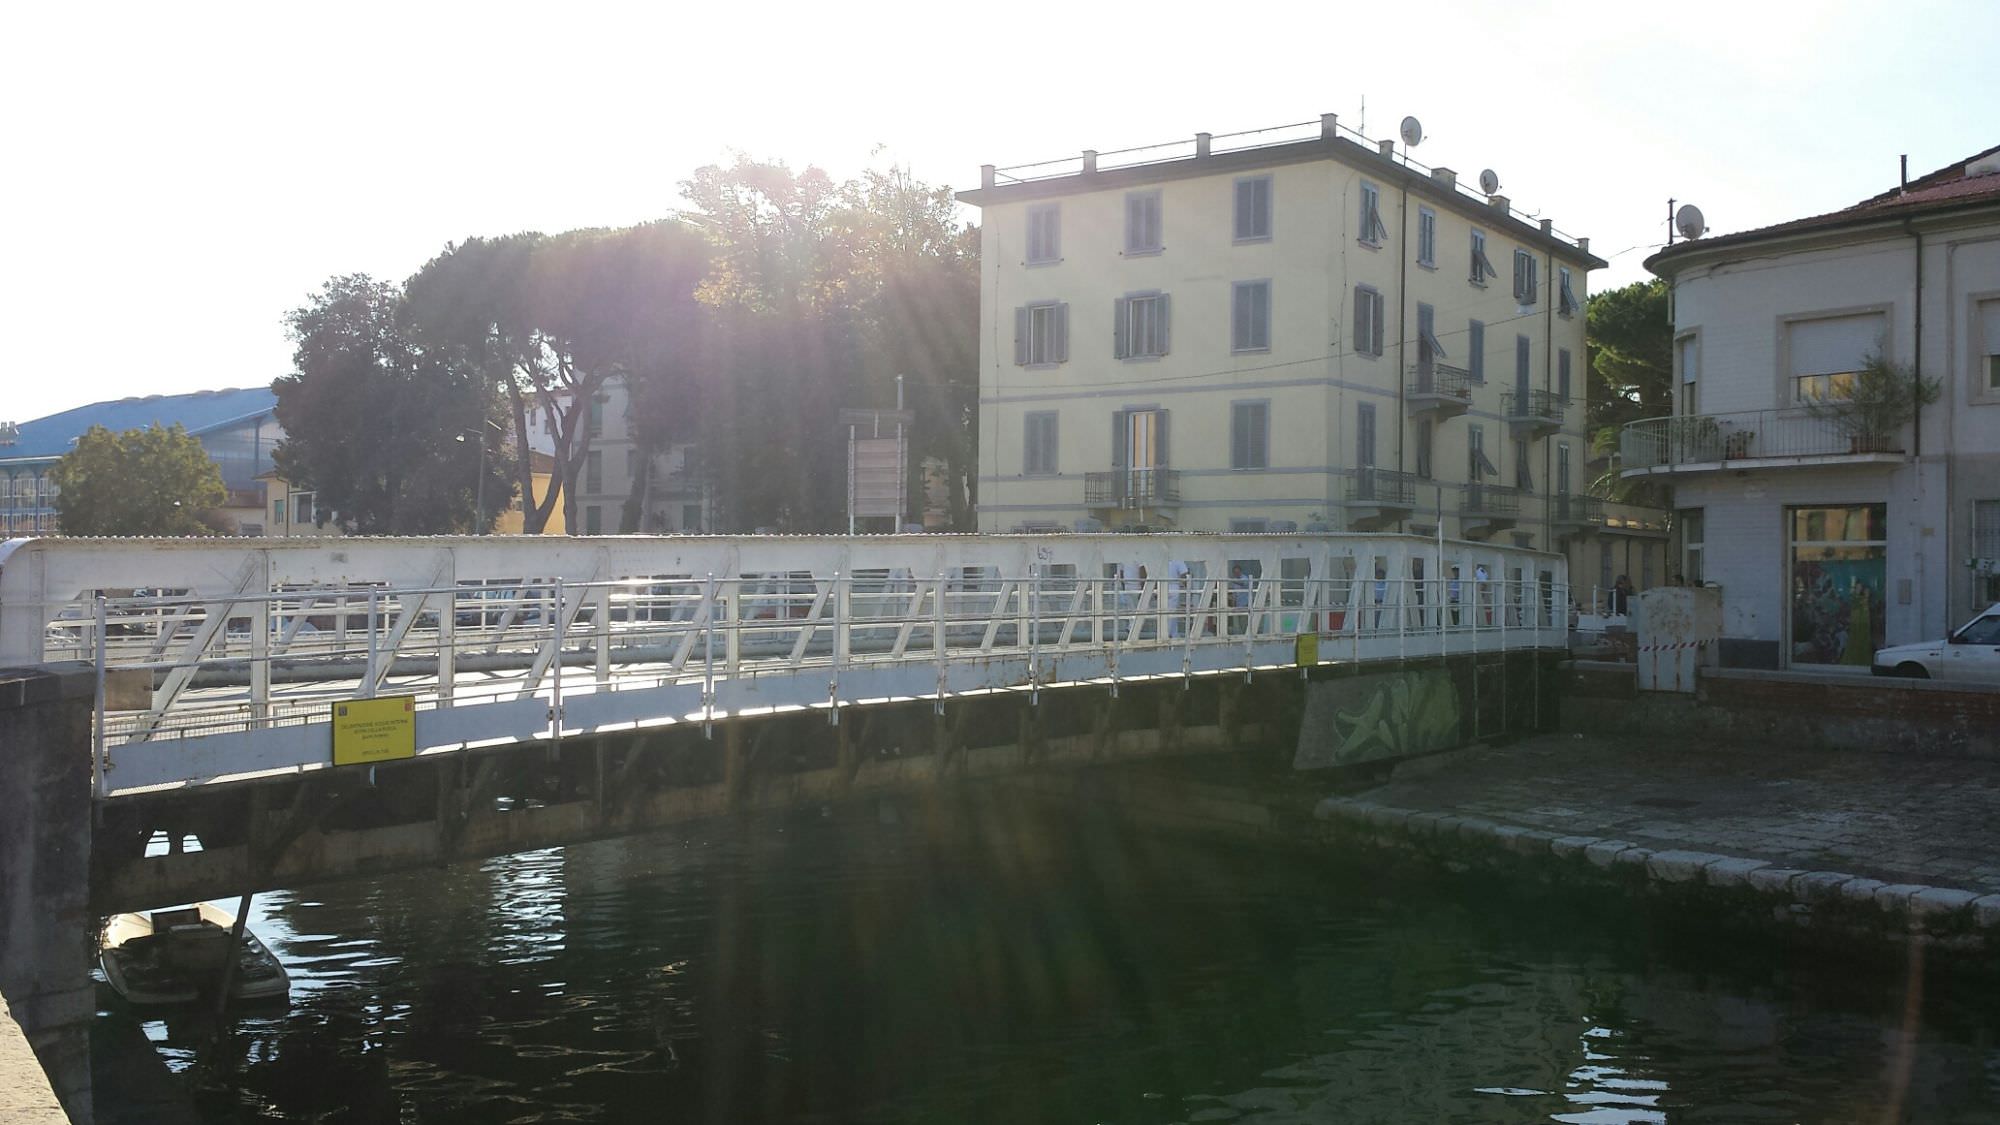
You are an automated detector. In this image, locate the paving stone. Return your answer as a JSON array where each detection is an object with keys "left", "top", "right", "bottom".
[
  {"left": 1838, "top": 878, "right": 1890, "bottom": 906},
  {"left": 1872, "top": 883, "right": 1931, "bottom": 912},
  {"left": 1971, "top": 895, "right": 2000, "bottom": 929},
  {"left": 1612, "top": 846, "right": 1656, "bottom": 872},
  {"left": 1909, "top": 887, "right": 1983, "bottom": 919},
  {"left": 1583, "top": 840, "right": 1639, "bottom": 869},
  {"left": 1793, "top": 871, "right": 1857, "bottom": 901},
  {"left": 1550, "top": 835, "right": 1600, "bottom": 860},
  {"left": 1746, "top": 867, "right": 1806, "bottom": 896},
  {"left": 1646, "top": 850, "right": 1723, "bottom": 884},
  {"left": 1702, "top": 856, "right": 1772, "bottom": 889}
]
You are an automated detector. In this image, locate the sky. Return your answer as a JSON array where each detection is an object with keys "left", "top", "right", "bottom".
[{"left": 4, "top": 0, "right": 1993, "bottom": 425}]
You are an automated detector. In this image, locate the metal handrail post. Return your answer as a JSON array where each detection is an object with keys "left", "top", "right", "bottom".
[
  {"left": 1029, "top": 569, "right": 1042, "bottom": 704},
  {"left": 933, "top": 571, "right": 948, "bottom": 714},
  {"left": 364, "top": 589, "right": 380, "bottom": 699},
  {"left": 93, "top": 593, "right": 107, "bottom": 799},
  {"left": 550, "top": 578, "right": 565, "bottom": 749},
  {"left": 702, "top": 573, "right": 716, "bottom": 739},
  {"left": 829, "top": 571, "right": 846, "bottom": 725}
]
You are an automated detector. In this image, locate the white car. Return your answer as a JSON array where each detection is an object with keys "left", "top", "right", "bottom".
[{"left": 1872, "top": 602, "right": 2000, "bottom": 684}]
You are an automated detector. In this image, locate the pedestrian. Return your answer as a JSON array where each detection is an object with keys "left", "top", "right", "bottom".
[
  {"left": 1448, "top": 566, "right": 1462, "bottom": 627},
  {"left": 1611, "top": 574, "right": 1633, "bottom": 616}
]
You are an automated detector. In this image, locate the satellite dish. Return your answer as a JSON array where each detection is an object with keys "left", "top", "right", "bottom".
[
  {"left": 1478, "top": 169, "right": 1501, "bottom": 195},
  {"left": 1399, "top": 116, "right": 1423, "bottom": 148},
  {"left": 1675, "top": 203, "right": 1707, "bottom": 240}
]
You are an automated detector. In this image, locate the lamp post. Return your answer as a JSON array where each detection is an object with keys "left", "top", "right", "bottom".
[{"left": 457, "top": 421, "right": 503, "bottom": 534}]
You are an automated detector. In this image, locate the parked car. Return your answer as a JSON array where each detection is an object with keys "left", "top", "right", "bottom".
[{"left": 1872, "top": 603, "right": 2000, "bottom": 684}]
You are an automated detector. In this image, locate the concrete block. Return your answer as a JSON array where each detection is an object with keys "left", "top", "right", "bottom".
[
  {"left": 1647, "top": 850, "right": 1722, "bottom": 884},
  {"left": 1427, "top": 814, "right": 1466, "bottom": 838},
  {"left": 1454, "top": 817, "right": 1500, "bottom": 842},
  {"left": 1504, "top": 828, "right": 1560, "bottom": 857},
  {"left": 1312, "top": 798, "right": 1348, "bottom": 822},
  {"left": 1402, "top": 811, "right": 1447, "bottom": 837},
  {"left": 1838, "top": 878, "right": 1889, "bottom": 906},
  {"left": 1970, "top": 895, "right": 2000, "bottom": 929},
  {"left": 1872, "top": 883, "right": 1931, "bottom": 913},
  {"left": 1550, "top": 835, "right": 1600, "bottom": 860},
  {"left": 1582, "top": 840, "right": 1638, "bottom": 869},
  {"left": 1792, "top": 871, "right": 1856, "bottom": 902},
  {"left": 1611, "top": 846, "right": 1656, "bottom": 872},
  {"left": 1908, "top": 887, "right": 1983, "bottom": 920},
  {"left": 1702, "top": 856, "right": 1772, "bottom": 889},
  {"left": 1745, "top": 867, "right": 1805, "bottom": 896},
  {"left": 1362, "top": 805, "right": 1411, "bottom": 831}
]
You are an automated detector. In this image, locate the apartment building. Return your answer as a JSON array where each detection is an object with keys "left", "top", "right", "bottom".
[
  {"left": 552, "top": 375, "right": 713, "bottom": 535},
  {"left": 1634, "top": 144, "right": 2000, "bottom": 669},
  {"left": 959, "top": 114, "right": 1605, "bottom": 551}
]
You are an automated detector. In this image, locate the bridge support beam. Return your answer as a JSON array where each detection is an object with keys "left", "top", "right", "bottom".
[{"left": 0, "top": 665, "right": 96, "bottom": 1123}]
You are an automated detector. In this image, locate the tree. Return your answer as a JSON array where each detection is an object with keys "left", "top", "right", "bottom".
[
  {"left": 51, "top": 423, "right": 227, "bottom": 535},
  {"left": 274, "top": 274, "right": 512, "bottom": 534},
  {"left": 1584, "top": 279, "right": 1673, "bottom": 501}
]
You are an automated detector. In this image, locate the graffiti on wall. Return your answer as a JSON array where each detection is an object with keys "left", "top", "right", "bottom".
[{"left": 1293, "top": 667, "right": 1463, "bottom": 770}]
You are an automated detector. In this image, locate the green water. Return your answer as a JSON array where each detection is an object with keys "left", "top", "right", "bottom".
[{"left": 97, "top": 788, "right": 2000, "bottom": 1123}]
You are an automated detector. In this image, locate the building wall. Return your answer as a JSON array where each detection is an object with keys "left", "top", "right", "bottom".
[
  {"left": 566, "top": 376, "right": 711, "bottom": 536},
  {"left": 974, "top": 147, "right": 1592, "bottom": 546}
]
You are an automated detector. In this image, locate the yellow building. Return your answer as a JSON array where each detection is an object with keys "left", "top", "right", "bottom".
[{"left": 959, "top": 114, "right": 1605, "bottom": 549}]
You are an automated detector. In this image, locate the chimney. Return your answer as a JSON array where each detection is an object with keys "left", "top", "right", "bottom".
[
  {"left": 1377, "top": 139, "right": 1396, "bottom": 158},
  {"left": 1320, "top": 113, "right": 1339, "bottom": 139},
  {"left": 1195, "top": 132, "right": 1212, "bottom": 158},
  {"left": 980, "top": 164, "right": 995, "bottom": 189},
  {"left": 1082, "top": 149, "right": 1098, "bottom": 174},
  {"left": 1539, "top": 218, "right": 1553, "bottom": 235},
  {"left": 1577, "top": 237, "right": 1591, "bottom": 254},
  {"left": 1488, "top": 194, "right": 1510, "bottom": 213},
  {"left": 1430, "top": 166, "right": 1456, "bottom": 188}
]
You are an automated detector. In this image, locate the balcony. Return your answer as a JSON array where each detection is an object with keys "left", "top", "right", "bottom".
[
  {"left": 1549, "top": 492, "right": 1602, "bottom": 538},
  {"left": 1405, "top": 363, "right": 1473, "bottom": 419},
  {"left": 1342, "top": 468, "right": 1418, "bottom": 531},
  {"left": 1503, "top": 389, "right": 1566, "bottom": 439},
  {"left": 1460, "top": 482, "right": 1521, "bottom": 540},
  {"left": 1620, "top": 410, "right": 1909, "bottom": 477},
  {"left": 1085, "top": 467, "right": 1180, "bottom": 512}
]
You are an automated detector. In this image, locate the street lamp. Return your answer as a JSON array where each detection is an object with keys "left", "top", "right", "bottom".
[{"left": 456, "top": 421, "right": 504, "bottom": 534}]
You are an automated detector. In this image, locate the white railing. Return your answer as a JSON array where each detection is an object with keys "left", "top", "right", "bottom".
[{"left": 0, "top": 533, "right": 1567, "bottom": 797}]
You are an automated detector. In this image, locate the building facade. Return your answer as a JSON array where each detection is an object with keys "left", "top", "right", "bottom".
[
  {"left": 959, "top": 115, "right": 1605, "bottom": 552},
  {"left": 0, "top": 387, "right": 280, "bottom": 536},
  {"left": 1634, "top": 144, "right": 2000, "bottom": 669},
  {"left": 552, "top": 375, "right": 713, "bottom": 536}
]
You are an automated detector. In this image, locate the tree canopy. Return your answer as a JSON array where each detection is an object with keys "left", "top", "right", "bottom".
[
  {"left": 51, "top": 423, "right": 228, "bottom": 536},
  {"left": 1584, "top": 279, "right": 1673, "bottom": 500}
]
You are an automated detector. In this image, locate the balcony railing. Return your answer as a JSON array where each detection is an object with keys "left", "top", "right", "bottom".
[
  {"left": 1462, "top": 482, "right": 1522, "bottom": 517},
  {"left": 1346, "top": 468, "right": 1418, "bottom": 506},
  {"left": 1620, "top": 410, "right": 1907, "bottom": 473},
  {"left": 1085, "top": 468, "right": 1181, "bottom": 509},
  {"left": 1405, "top": 362, "right": 1474, "bottom": 401},
  {"left": 1549, "top": 492, "right": 1602, "bottom": 526},
  {"left": 1502, "top": 389, "right": 1566, "bottom": 424}
]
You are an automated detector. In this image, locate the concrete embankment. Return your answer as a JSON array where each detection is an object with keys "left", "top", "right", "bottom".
[{"left": 0, "top": 996, "right": 69, "bottom": 1123}]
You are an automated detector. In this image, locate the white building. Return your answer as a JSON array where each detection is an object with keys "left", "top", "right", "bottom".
[
  {"left": 1633, "top": 144, "right": 2000, "bottom": 669},
  {"left": 547, "top": 375, "right": 712, "bottom": 535},
  {"left": 958, "top": 114, "right": 1606, "bottom": 552}
]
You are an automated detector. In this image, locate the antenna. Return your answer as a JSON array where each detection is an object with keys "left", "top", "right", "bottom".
[
  {"left": 1399, "top": 116, "right": 1423, "bottom": 148},
  {"left": 1675, "top": 203, "right": 1707, "bottom": 241},
  {"left": 1478, "top": 169, "right": 1501, "bottom": 195}
]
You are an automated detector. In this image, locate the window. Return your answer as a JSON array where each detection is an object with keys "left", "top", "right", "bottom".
[
  {"left": 294, "top": 493, "right": 313, "bottom": 526},
  {"left": 682, "top": 503, "right": 703, "bottom": 532},
  {"left": 1230, "top": 401, "right": 1269, "bottom": 470},
  {"left": 1514, "top": 438, "right": 1533, "bottom": 492},
  {"left": 1680, "top": 508, "right": 1704, "bottom": 585},
  {"left": 1023, "top": 412, "right": 1059, "bottom": 476},
  {"left": 1416, "top": 303, "right": 1446, "bottom": 364},
  {"left": 1352, "top": 286, "right": 1385, "bottom": 357},
  {"left": 1124, "top": 190, "right": 1162, "bottom": 254},
  {"left": 1231, "top": 280, "right": 1271, "bottom": 352},
  {"left": 1415, "top": 419, "right": 1434, "bottom": 480},
  {"left": 1470, "top": 229, "right": 1497, "bottom": 286},
  {"left": 1234, "top": 176, "right": 1272, "bottom": 241},
  {"left": 584, "top": 505, "right": 603, "bottom": 534},
  {"left": 588, "top": 395, "right": 607, "bottom": 438},
  {"left": 1515, "top": 335, "right": 1531, "bottom": 400},
  {"left": 1356, "top": 402, "right": 1376, "bottom": 470},
  {"left": 626, "top": 449, "right": 640, "bottom": 483},
  {"left": 1512, "top": 249, "right": 1539, "bottom": 305},
  {"left": 273, "top": 498, "right": 286, "bottom": 524},
  {"left": 1026, "top": 203, "right": 1061, "bottom": 264},
  {"left": 1468, "top": 424, "right": 1496, "bottom": 480},
  {"left": 1358, "top": 182, "right": 1388, "bottom": 245},
  {"left": 1787, "top": 505, "right": 1887, "bottom": 664},
  {"left": 585, "top": 449, "right": 603, "bottom": 493},
  {"left": 1787, "top": 311, "right": 1885, "bottom": 403},
  {"left": 1558, "top": 348, "right": 1573, "bottom": 403},
  {"left": 1115, "top": 292, "right": 1171, "bottom": 359},
  {"left": 1558, "top": 267, "right": 1580, "bottom": 317},
  {"left": 1556, "top": 442, "right": 1571, "bottom": 495},
  {"left": 1677, "top": 333, "right": 1699, "bottom": 415},
  {"left": 1468, "top": 320, "right": 1486, "bottom": 382},
  {"left": 1417, "top": 208, "right": 1437, "bottom": 267},
  {"left": 1229, "top": 519, "right": 1269, "bottom": 534},
  {"left": 1977, "top": 298, "right": 2000, "bottom": 393},
  {"left": 1013, "top": 301, "right": 1070, "bottom": 366}
]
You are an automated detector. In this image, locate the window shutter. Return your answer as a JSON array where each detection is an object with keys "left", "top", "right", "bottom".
[
  {"left": 1157, "top": 293, "right": 1171, "bottom": 355},
  {"left": 1559, "top": 349, "right": 1571, "bottom": 402},
  {"left": 1014, "top": 306, "right": 1029, "bottom": 365},
  {"left": 1113, "top": 298, "right": 1129, "bottom": 359},
  {"left": 1049, "top": 208, "right": 1060, "bottom": 261},
  {"left": 1352, "top": 288, "right": 1367, "bottom": 355},
  {"left": 1111, "top": 410, "right": 1128, "bottom": 470},
  {"left": 1370, "top": 291, "right": 1385, "bottom": 357},
  {"left": 1253, "top": 404, "right": 1268, "bottom": 469},
  {"left": 1155, "top": 409, "right": 1169, "bottom": 468},
  {"left": 1230, "top": 404, "right": 1247, "bottom": 469},
  {"left": 1516, "top": 335, "right": 1531, "bottom": 399},
  {"left": 1234, "top": 182, "right": 1251, "bottom": 239},
  {"left": 1125, "top": 196, "right": 1141, "bottom": 252},
  {"left": 1054, "top": 303, "right": 1070, "bottom": 363},
  {"left": 1469, "top": 320, "right": 1485, "bottom": 380}
]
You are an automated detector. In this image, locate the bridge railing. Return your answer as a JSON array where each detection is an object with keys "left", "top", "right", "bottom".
[{"left": 0, "top": 533, "right": 1567, "bottom": 796}]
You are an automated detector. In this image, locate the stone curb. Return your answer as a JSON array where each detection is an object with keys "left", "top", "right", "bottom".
[{"left": 1311, "top": 796, "right": 1992, "bottom": 945}]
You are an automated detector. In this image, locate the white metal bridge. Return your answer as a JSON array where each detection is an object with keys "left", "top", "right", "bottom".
[{"left": 0, "top": 534, "right": 1568, "bottom": 799}]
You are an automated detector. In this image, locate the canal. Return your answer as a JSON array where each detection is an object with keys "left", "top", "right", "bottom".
[{"left": 96, "top": 781, "right": 2000, "bottom": 1123}]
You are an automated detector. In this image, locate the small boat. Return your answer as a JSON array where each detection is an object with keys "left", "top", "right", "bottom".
[{"left": 100, "top": 903, "right": 290, "bottom": 1007}]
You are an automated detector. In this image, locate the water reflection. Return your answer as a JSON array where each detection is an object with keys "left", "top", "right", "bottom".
[{"left": 95, "top": 789, "right": 2000, "bottom": 1124}]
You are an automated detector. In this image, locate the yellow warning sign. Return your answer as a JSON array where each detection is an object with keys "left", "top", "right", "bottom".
[
  {"left": 331, "top": 695, "right": 417, "bottom": 767},
  {"left": 1295, "top": 632, "right": 1320, "bottom": 666}
]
